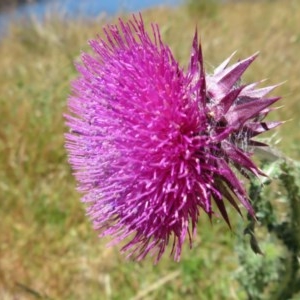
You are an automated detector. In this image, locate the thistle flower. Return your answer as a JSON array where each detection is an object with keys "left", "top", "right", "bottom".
[{"left": 65, "top": 14, "right": 281, "bottom": 262}]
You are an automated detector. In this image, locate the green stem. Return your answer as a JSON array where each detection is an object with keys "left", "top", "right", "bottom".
[{"left": 271, "top": 161, "right": 300, "bottom": 299}]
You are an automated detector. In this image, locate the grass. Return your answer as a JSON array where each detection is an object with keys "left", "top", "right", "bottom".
[{"left": 1, "top": 0, "right": 300, "bottom": 299}]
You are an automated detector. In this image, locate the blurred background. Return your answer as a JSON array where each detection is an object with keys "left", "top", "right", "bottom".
[
  {"left": 0, "top": 0, "right": 299, "bottom": 299},
  {"left": 0, "top": 0, "right": 181, "bottom": 35}
]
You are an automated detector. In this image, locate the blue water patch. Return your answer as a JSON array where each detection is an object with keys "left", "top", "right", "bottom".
[{"left": 0, "top": 0, "right": 181, "bottom": 36}]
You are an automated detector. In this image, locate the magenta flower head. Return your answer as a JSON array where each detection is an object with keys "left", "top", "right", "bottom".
[{"left": 65, "top": 14, "right": 281, "bottom": 262}]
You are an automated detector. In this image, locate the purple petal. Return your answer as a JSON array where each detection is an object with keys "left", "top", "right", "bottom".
[
  {"left": 213, "top": 51, "right": 237, "bottom": 75},
  {"left": 222, "top": 141, "right": 263, "bottom": 176},
  {"left": 213, "top": 85, "right": 244, "bottom": 120},
  {"left": 226, "top": 97, "right": 281, "bottom": 129},
  {"left": 212, "top": 53, "right": 258, "bottom": 96},
  {"left": 243, "top": 121, "right": 282, "bottom": 137}
]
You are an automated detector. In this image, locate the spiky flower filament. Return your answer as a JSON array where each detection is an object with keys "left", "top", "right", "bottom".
[{"left": 65, "top": 14, "right": 281, "bottom": 262}]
